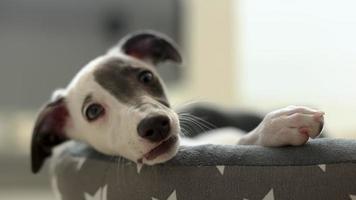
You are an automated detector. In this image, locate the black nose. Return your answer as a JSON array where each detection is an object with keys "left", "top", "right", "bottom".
[{"left": 137, "top": 115, "right": 171, "bottom": 142}]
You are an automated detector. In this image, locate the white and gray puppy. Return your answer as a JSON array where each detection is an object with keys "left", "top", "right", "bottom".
[{"left": 31, "top": 31, "right": 324, "bottom": 174}]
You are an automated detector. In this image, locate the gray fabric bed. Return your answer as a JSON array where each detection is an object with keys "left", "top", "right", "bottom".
[{"left": 51, "top": 138, "right": 356, "bottom": 200}]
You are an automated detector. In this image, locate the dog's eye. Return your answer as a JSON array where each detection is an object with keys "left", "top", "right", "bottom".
[
  {"left": 138, "top": 71, "right": 154, "bottom": 84},
  {"left": 85, "top": 103, "right": 105, "bottom": 121}
]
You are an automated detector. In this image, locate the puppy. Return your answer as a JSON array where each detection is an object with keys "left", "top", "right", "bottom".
[{"left": 31, "top": 31, "right": 324, "bottom": 173}]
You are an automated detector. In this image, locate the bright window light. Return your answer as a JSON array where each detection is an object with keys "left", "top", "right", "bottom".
[{"left": 235, "top": 0, "right": 356, "bottom": 138}]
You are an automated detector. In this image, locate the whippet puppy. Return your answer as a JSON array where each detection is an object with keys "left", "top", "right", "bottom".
[{"left": 31, "top": 31, "right": 324, "bottom": 173}]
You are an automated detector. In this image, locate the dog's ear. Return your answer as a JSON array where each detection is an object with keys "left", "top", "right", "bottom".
[
  {"left": 31, "top": 97, "right": 69, "bottom": 174},
  {"left": 118, "top": 31, "right": 182, "bottom": 65}
]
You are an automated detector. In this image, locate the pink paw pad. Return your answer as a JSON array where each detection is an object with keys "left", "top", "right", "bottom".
[{"left": 299, "top": 127, "right": 310, "bottom": 137}]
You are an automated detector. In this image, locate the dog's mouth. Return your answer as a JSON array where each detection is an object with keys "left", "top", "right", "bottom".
[{"left": 142, "top": 135, "right": 178, "bottom": 161}]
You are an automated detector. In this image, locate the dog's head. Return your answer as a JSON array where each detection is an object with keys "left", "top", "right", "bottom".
[{"left": 31, "top": 31, "right": 182, "bottom": 173}]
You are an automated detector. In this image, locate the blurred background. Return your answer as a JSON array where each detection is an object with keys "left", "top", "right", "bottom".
[{"left": 1, "top": 0, "right": 356, "bottom": 199}]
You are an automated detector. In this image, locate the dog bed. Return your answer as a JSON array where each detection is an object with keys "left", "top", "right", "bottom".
[{"left": 51, "top": 138, "right": 356, "bottom": 200}]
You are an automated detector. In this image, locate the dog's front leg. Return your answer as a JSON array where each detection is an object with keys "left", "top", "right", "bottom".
[{"left": 238, "top": 106, "right": 324, "bottom": 146}]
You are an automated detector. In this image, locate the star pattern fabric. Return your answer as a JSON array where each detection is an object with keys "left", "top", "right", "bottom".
[
  {"left": 167, "top": 190, "right": 177, "bottom": 200},
  {"left": 152, "top": 190, "right": 177, "bottom": 200},
  {"left": 318, "top": 164, "right": 326, "bottom": 172},
  {"left": 84, "top": 185, "right": 108, "bottom": 200},
  {"left": 52, "top": 140, "right": 356, "bottom": 200},
  {"left": 76, "top": 157, "right": 86, "bottom": 171},
  {"left": 137, "top": 163, "right": 143, "bottom": 174},
  {"left": 262, "top": 189, "right": 274, "bottom": 200},
  {"left": 216, "top": 165, "right": 225, "bottom": 175}
]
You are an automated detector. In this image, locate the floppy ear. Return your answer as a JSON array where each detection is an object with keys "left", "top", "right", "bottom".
[
  {"left": 119, "top": 31, "right": 182, "bottom": 65},
  {"left": 31, "top": 97, "right": 69, "bottom": 173}
]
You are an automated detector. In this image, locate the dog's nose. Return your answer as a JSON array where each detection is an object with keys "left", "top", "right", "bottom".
[{"left": 137, "top": 115, "right": 171, "bottom": 142}]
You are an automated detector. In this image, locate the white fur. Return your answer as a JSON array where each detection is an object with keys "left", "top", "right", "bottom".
[
  {"left": 58, "top": 53, "right": 180, "bottom": 165},
  {"left": 181, "top": 105, "right": 324, "bottom": 147},
  {"left": 55, "top": 50, "right": 324, "bottom": 166}
]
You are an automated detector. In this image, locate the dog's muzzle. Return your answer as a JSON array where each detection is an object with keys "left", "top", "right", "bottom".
[{"left": 137, "top": 115, "right": 171, "bottom": 142}]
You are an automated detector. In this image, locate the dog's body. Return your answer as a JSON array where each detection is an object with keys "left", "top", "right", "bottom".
[{"left": 31, "top": 31, "right": 324, "bottom": 173}]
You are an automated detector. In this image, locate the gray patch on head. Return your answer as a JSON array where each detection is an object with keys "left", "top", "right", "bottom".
[{"left": 94, "top": 59, "right": 169, "bottom": 106}]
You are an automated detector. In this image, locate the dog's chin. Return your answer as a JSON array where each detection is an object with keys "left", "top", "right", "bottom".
[{"left": 139, "top": 135, "right": 180, "bottom": 165}]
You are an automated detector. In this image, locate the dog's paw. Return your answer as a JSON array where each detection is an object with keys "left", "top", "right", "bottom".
[{"left": 252, "top": 105, "right": 324, "bottom": 147}]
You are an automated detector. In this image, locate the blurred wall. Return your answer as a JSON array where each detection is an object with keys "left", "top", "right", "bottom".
[
  {"left": 170, "top": 0, "right": 237, "bottom": 107},
  {"left": 235, "top": 0, "right": 356, "bottom": 139},
  {"left": 0, "top": 0, "right": 181, "bottom": 110}
]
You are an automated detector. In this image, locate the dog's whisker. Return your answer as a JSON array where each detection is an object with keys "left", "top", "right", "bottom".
[
  {"left": 179, "top": 127, "right": 188, "bottom": 137},
  {"left": 179, "top": 118, "right": 204, "bottom": 137},
  {"left": 180, "top": 125, "right": 197, "bottom": 137},
  {"left": 179, "top": 117, "right": 209, "bottom": 133},
  {"left": 190, "top": 119, "right": 211, "bottom": 132},
  {"left": 180, "top": 118, "right": 204, "bottom": 131},
  {"left": 180, "top": 127, "right": 191, "bottom": 137},
  {"left": 186, "top": 114, "right": 217, "bottom": 130},
  {"left": 179, "top": 116, "right": 205, "bottom": 131},
  {"left": 179, "top": 113, "right": 217, "bottom": 130},
  {"left": 179, "top": 124, "right": 194, "bottom": 137},
  {"left": 179, "top": 114, "right": 213, "bottom": 132}
]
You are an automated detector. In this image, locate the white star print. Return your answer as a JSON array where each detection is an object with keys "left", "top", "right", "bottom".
[
  {"left": 262, "top": 189, "right": 274, "bottom": 200},
  {"left": 137, "top": 163, "right": 143, "bottom": 174},
  {"left": 84, "top": 184, "right": 108, "bottom": 200},
  {"left": 51, "top": 176, "right": 63, "bottom": 200},
  {"left": 216, "top": 165, "right": 225, "bottom": 175},
  {"left": 152, "top": 190, "right": 177, "bottom": 200},
  {"left": 318, "top": 164, "right": 326, "bottom": 172},
  {"left": 76, "top": 157, "right": 87, "bottom": 171},
  {"left": 167, "top": 190, "right": 177, "bottom": 200}
]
